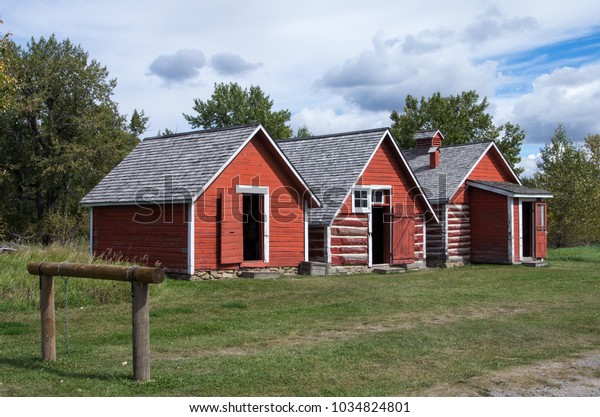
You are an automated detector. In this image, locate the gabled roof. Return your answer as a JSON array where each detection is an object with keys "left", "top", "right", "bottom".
[
  {"left": 81, "top": 124, "right": 319, "bottom": 207},
  {"left": 278, "top": 128, "right": 436, "bottom": 225},
  {"left": 414, "top": 129, "right": 444, "bottom": 140},
  {"left": 402, "top": 141, "right": 520, "bottom": 203},
  {"left": 467, "top": 180, "right": 553, "bottom": 198}
]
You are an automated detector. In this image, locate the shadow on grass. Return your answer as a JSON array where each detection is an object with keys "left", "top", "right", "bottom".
[{"left": 0, "top": 356, "right": 131, "bottom": 382}]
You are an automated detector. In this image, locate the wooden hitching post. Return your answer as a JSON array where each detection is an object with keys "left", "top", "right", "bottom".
[
  {"left": 132, "top": 280, "right": 150, "bottom": 381},
  {"left": 27, "top": 262, "right": 164, "bottom": 382},
  {"left": 40, "top": 274, "right": 56, "bottom": 361}
]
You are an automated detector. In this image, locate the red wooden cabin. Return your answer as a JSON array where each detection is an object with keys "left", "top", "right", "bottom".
[
  {"left": 279, "top": 128, "right": 437, "bottom": 272},
  {"left": 81, "top": 124, "right": 319, "bottom": 274},
  {"left": 403, "top": 130, "right": 552, "bottom": 266}
]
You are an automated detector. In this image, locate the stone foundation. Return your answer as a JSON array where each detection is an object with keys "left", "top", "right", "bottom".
[{"left": 190, "top": 266, "right": 299, "bottom": 281}]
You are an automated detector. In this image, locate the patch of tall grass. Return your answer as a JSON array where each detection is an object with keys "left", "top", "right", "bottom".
[
  {"left": 548, "top": 245, "right": 600, "bottom": 263},
  {"left": 0, "top": 241, "right": 138, "bottom": 311}
]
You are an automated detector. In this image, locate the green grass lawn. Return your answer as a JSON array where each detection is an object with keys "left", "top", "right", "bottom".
[{"left": 0, "top": 243, "right": 599, "bottom": 396}]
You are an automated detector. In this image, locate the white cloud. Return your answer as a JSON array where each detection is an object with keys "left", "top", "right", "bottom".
[
  {"left": 318, "top": 30, "right": 499, "bottom": 112},
  {"left": 511, "top": 63, "right": 600, "bottom": 144},
  {"left": 292, "top": 106, "right": 389, "bottom": 136},
  {"left": 517, "top": 153, "right": 541, "bottom": 178}
]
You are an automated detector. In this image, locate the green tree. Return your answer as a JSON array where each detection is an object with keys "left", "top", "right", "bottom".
[
  {"left": 128, "top": 109, "right": 149, "bottom": 137},
  {"left": 157, "top": 127, "right": 176, "bottom": 137},
  {"left": 585, "top": 133, "right": 600, "bottom": 170},
  {"left": 183, "top": 82, "right": 293, "bottom": 139},
  {"left": 390, "top": 90, "right": 524, "bottom": 175},
  {"left": 532, "top": 125, "right": 600, "bottom": 247},
  {"left": 0, "top": 35, "right": 138, "bottom": 242},
  {"left": 0, "top": 19, "right": 18, "bottom": 112},
  {"left": 296, "top": 124, "right": 313, "bottom": 138}
]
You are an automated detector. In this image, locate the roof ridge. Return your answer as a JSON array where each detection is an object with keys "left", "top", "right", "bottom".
[
  {"left": 278, "top": 127, "right": 388, "bottom": 143},
  {"left": 143, "top": 122, "right": 260, "bottom": 141},
  {"left": 440, "top": 140, "right": 492, "bottom": 149}
]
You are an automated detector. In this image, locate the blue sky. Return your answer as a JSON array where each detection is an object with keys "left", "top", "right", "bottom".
[{"left": 2, "top": 0, "right": 600, "bottom": 176}]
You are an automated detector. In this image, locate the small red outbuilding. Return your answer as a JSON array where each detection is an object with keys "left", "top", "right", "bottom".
[
  {"left": 81, "top": 124, "right": 319, "bottom": 274},
  {"left": 403, "top": 130, "right": 553, "bottom": 266},
  {"left": 279, "top": 128, "right": 437, "bottom": 271}
]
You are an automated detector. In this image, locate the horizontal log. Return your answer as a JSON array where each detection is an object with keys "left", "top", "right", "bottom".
[
  {"left": 332, "top": 217, "right": 368, "bottom": 227},
  {"left": 27, "top": 262, "right": 165, "bottom": 284},
  {"left": 331, "top": 245, "right": 368, "bottom": 255},
  {"left": 331, "top": 226, "right": 368, "bottom": 237}
]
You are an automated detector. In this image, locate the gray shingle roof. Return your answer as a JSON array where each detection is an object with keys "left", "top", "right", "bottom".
[
  {"left": 414, "top": 129, "right": 442, "bottom": 140},
  {"left": 81, "top": 124, "right": 260, "bottom": 205},
  {"left": 278, "top": 128, "right": 388, "bottom": 225},
  {"left": 402, "top": 141, "right": 494, "bottom": 203},
  {"left": 467, "top": 180, "right": 553, "bottom": 197}
]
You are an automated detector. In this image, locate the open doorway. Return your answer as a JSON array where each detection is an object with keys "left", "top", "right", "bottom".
[
  {"left": 522, "top": 201, "right": 533, "bottom": 258},
  {"left": 371, "top": 206, "right": 390, "bottom": 264},
  {"left": 371, "top": 189, "right": 391, "bottom": 265},
  {"left": 242, "top": 193, "right": 263, "bottom": 261}
]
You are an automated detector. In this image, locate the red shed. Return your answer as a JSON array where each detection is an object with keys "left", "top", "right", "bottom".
[
  {"left": 279, "top": 128, "right": 437, "bottom": 272},
  {"left": 81, "top": 124, "right": 319, "bottom": 275},
  {"left": 403, "top": 130, "right": 552, "bottom": 266}
]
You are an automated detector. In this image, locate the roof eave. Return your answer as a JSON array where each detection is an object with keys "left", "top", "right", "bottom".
[{"left": 80, "top": 199, "right": 192, "bottom": 207}]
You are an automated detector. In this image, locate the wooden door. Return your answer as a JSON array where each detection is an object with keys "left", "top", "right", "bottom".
[
  {"left": 220, "top": 191, "right": 243, "bottom": 264},
  {"left": 391, "top": 204, "right": 415, "bottom": 265},
  {"left": 534, "top": 202, "right": 547, "bottom": 259}
]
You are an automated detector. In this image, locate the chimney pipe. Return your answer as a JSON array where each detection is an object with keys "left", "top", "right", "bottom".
[{"left": 429, "top": 147, "right": 440, "bottom": 169}]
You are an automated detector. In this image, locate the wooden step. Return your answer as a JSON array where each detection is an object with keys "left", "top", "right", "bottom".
[
  {"left": 373, "top": 267, "right": 406, "bottom": 275},
  {"left": 240, "top": 271, "right": 281, "bottom": 279}
]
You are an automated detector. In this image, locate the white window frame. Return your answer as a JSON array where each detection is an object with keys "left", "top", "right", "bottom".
[
  {"left": 236, "top": 185, "right": 270, "bottom": 263},
  {"left": 372, "top": 189, "right": 384, "bottom": 204},
  {"left": 352, "top": 187, "right": 371, "bottom": 213}
]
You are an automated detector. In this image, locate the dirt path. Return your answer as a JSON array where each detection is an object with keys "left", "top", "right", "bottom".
[{"left": 421, "top": 350, "right": 600, "bottom": 396}]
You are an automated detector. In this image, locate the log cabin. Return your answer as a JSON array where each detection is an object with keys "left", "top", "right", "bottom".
[
  {"left": 80, "top": 124, "right": 320, "bottom": 275},
  {"left": 278, "top": 128, "right": 438, "bottom": 272},
  {"left": 402, "top": 130, "right": 552, "bottom": 266}
]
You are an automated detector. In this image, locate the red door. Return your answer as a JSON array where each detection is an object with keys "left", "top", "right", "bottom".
[
  {"left": 391, "top": 204, "right": 415, "bottom": 265},
  {"left": 220, "top": 191, "right": 243, "bottom": 264},
  {"left": 534, "top": 202, "right": 547, "bottom": 259}
]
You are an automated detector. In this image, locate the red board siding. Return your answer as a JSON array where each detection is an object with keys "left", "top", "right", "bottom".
[
  {"left": 470, "top": 188, "right": 509, "bottom": 263},
  {"left": 452, "top": 148, "right": 517, "bottom": 205},
  {"left": 469, "top": 148, "right": 516, "bottom": 182},
  {"left": 194, "top": 131, "right": 307, "bottom": 270},
  {"left": 93, "top": 204, "right": 188, "bottom": 271}
]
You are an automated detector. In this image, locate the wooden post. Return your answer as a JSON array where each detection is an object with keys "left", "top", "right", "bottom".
[
  {"left": 132, "top": 281, "right": 150, "bottom": 382},
  {"left": 40, "top": 274, "right": 56, "bottom": 361}
]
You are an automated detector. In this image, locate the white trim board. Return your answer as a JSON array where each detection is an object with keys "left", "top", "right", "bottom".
[{"left": 236, "top": 184, "right": 270, "bottom": 263}]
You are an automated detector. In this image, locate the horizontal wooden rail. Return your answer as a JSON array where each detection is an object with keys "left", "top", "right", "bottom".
[{"left": 27, "top": 262, "right": 165, "bottom": 284}]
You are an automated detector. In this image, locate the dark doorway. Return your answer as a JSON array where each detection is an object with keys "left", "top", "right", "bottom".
[
  {"left": 242, "top": 194, "right": 263, "bottom": 261},
  {"left": 522, "top": 201, "right": 533, "bottom": 258},
  {"left": 371, "top": 206, "right": 390, "bottom": 264}
]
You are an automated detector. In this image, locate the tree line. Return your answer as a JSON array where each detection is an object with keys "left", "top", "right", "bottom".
[{"left": 1, "top": 28, "right": 598, "bottom": 246}]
